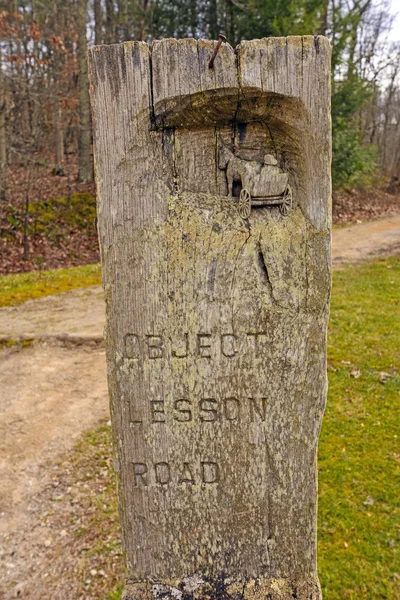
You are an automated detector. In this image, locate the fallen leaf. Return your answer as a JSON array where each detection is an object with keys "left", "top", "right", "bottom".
[
  {"left": 363, "top": 496, "right": 375, "bottom": 506},
  {"left": 379, "top": 371, "right": 392, "bottom": 383}
]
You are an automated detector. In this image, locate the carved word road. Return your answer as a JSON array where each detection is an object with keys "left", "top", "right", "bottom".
[{"left": 132, "top": 461, "right": 220, "bottom": 487}]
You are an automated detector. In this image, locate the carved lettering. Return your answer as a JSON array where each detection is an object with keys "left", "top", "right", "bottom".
[
  {"left": 151, "top": 400, "right": 165, "bottom": 423},
  {"left": 133, "top": 463, "right": 148, "bottom": 487},
  {"left": 155, "top": 462, "right": 171, "bottom": 485},
  {"left": 201, "top": 461, "right": 219, "bottom": 483},
  {"left": 124, "top": 332, "right": 272, "bottom": 360},
  {"left": 147, "top": 335, "right": 164, "bottom": 359},
  {"left": 128, "top": 397, "right": 143, "bottom": 424},
  {"left": 129, "top": 395, "right": 271, "bottom": 425},
  {"left": 197, "top": 333, "right": 212, "bottom": 358},
  {"left": 179, "top": 462, "right": 195, "bottom": 484},
  {"left": 174, "top": 399, "right": 192, "bottom": 422},
  {"left": 247, "top": 333, "right": 268, "bottom": 357},
  {"left": 129, "top": 412, "right": 143, "bottom": 425},
  {"left": 124, "top": 334, "right": 140, "bottom": 359},
  {"left": 221, "top": 334, "right": 238, "bottom": 357},
  {"left": 199, "top": 398, "right": 218, "bottom": 422},
  {"left": 131, "top": 461, "right": 221, "bottom": 487},
  {"left": 249, "top": 397, "right": 267, "bottom": 422},
  {"left": 171, "top": 333, "right": 189, "bottom": 358},
  {"left": 223, "top": 397, "right": 240, "bottom": 421}
]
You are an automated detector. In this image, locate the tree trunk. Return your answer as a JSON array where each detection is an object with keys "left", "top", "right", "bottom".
[
  {"left": 382, "top": 73, "right": 397, "bottom": 173},
  {"left": 23, "top": 154, "right": 34, "bottom": 261},
  {"left": 94, "top": 0, "right": 102, "bottom": 44},
  {"left": 77, "top": 0, "right": 93, "bottom": 183},
  {"left": 118, "top": 0, "right": 129, "bottom": 41},
  {"left": 52, "top": 1, "right": 65, "bottom": 176},
  {"left": 136, "top": 0, "right": 149, "bottom": 41},
  {"left": 189, "top": 0, "right": 197, "bottom": 37},
  {"left": 55, "top": 101, "right": 64, "bottom": 175},
  {"left": 0, "top": 57, "right": 7, "bottom": 205},
  {"left": 318, "top": 0, "right": 329, "bottom": 35},
  {"left": 30, "top": 37, "right": 41, "bottom": 148},
  {"left": 208, "top": 0, "right": 218, "bottom": 40},
  {"left": 105, "top": 0, "right": 115, "bottom": 44}
]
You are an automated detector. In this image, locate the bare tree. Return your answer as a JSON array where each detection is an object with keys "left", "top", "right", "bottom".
[
  {"left": 77, "top": 0, "right": 93, "bottom": 183},
  {"left": 105, "top": 0, "right": 116, "bottom": 43},
  {"left": 0, "top": 53, "right": 7, "bottom": 206},
  {"left": 94, "top": 0, "right": 103, "bottom": 44}
]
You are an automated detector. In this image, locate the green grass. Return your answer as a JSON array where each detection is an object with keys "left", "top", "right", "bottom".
[
  {"left": 0, "top": 263, "right": 102, "bottom": 307},
  {"left": 60, "top": 425, "right": 125, "bottom": 599},
  {"left": 319, "top": 257, "right": 400, "bottom": 599},
  {"left": 3, "top": 257, "right": 398, "bottom": 598}
]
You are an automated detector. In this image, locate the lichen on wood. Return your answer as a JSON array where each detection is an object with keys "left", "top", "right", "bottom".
[{"left": 88, "top": 36, "right": 331, "bottom": 600}]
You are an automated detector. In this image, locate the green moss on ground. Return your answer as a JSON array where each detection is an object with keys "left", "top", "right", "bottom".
[
  {"left": 319, "top": 257, "right": 400, "bottom": 599},
  {"left": 0, "top": 338, "right": 34, "bottom": 350},
  {"left": 3, "top": 192, "right": 97, "bottom": 240},
  {"left": 28, "top": 192, "right": 97, "bottom": 236},
  {"left": 0, "top": 263, "right": 101, "bottom": 307}
]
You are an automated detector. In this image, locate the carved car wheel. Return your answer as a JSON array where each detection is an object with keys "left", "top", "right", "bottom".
[
  {"left": 238, "top": 188, "right": 252, "bottom": 219},
  {"left": 280, "top": 185, "right": 293, "bottom": 216}
]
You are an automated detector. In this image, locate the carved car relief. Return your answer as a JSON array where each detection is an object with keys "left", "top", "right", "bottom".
[{"left": 218, "top": 145, "right": 293, "bottom": 219}]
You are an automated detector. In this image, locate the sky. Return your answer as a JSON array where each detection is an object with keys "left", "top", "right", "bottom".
[{"left": 388, "top": 0, "right": 400, "bottom": 41}]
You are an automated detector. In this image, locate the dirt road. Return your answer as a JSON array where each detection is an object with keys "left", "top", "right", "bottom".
[
  {"left": 0, "top": 285, "right": 105, "bottom": 340},
  {"left": 0, "top": 214, "right": 399, "bottom": 597},
  {"left": 0, "top": 343, "right": 108, "bottom": 536},
  {"left": 332, "top": 213, "right": 400, "bottom": 264}
]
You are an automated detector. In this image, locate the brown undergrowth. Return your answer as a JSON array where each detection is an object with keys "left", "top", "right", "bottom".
[
  {"left": 0, "top": 161, "right": 98, "bottom": 275},
  {"left": 332, "top": 186, "right": 400, "bottom": 226},
  {"left": 1, "top": 160, "right": 399, "bottom": 275}
]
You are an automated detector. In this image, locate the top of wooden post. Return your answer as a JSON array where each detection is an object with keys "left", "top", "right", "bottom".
[{"left": 89, "top": 36, "right": 331, "bottom": 231}]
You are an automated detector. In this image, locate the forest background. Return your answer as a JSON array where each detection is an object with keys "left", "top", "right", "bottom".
[{"left": 0, "top": 0, "right": 400, "bottom": 273}]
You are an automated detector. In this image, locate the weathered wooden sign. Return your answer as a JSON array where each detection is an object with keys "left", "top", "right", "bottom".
[{"left": 88, "top": 36, "right": 331, "bottom": 600}]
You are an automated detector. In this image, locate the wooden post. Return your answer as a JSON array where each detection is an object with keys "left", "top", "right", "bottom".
[{"left": 88, "top": 36, "right": 331, "bottom": 600}]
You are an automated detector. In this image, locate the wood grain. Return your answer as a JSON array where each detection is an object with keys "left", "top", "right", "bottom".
[{"left": 88, "top": 36, "right": 331, "bottom": 600}]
